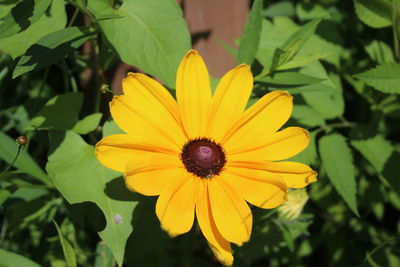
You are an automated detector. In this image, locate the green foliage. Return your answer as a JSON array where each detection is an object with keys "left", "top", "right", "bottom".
[
  {"left": 356, "top": 63, "right": 400, "bottom": 94},
  {"left": 237, "top": 0, "right": 263, "bottom": 65},
  {"left": 319, "top": 133, "right": 359, "bottom": 216},
  {"left": 46, "top": 131, "right": 140, "bottom": 266},
  {"left": 87, "top": 0, "right": 191, "bottom": 88},
  {"left": 1, "top": 0, "right": 400, "bottom": 266}
]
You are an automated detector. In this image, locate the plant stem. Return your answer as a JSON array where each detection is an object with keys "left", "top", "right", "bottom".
[{"left": 0, "top": 146, "right": 22, "bottom": 181}]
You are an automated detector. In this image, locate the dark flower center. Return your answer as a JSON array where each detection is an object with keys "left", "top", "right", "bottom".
[{"left": 181, "top": 138, "right": 226, "bottom": 178}]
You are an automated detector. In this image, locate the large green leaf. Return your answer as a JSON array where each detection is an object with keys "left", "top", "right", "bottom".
[
  {"left": 291, "top": 105, "right": 325, "bottom": 127},
  {"left": 237, "top": 0, "right": 262, "bottom": 65},
  {"left": 0, "top": 132, "right": 50, "bottom": 185},
  {"left": 87, "top": 0, "right": 191, "bottom": 88},
  {"left": 319, "top": 134, "right": 359, "bottom": 216},
  {"left": 46, "top": 131, "right": 139, "bottom": 266},
  {"left": 0, "top": 248, "right": 42, "bottom": 267},
  {"left": 0, "top": 0, "right": 67, "bottom": 59},
  {"left": 364, "top": 40, "right": 395, "bottom": 63},
  {"left": 13, "top": 26, "right": 96, "bottom": 78},
  {"left": 354, "top": 0, "right": 392, "bottom": 28},
  {"left": 355, "top": 63, "right": 400, "bottom": 94},
  {"left": 0, "top": 0, "right": 53, "bottom": 38}
]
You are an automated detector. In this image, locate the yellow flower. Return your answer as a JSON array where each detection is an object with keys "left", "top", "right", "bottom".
[
  {"left": 278, "top": 189, "right": 309, "bottom": 221},
  {"left": 95, "top": 50, "right": 317, "bottom": 265}
]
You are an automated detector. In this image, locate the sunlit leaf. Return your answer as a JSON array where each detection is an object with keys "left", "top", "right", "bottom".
[
  {"left": 13, "top": 27, "right": 96, "bottom": 78},
  {"left": 46, "top": 131, "right": 140, "bottom": 266},
  {"left": 0, "top": 0, "right": 67, "bottom": 58},
  {"left": 87, "top": 0, "right": 191, "bottom": 88},
  {"left": 0, "top": 0, "right": 53, "bottom": 38}
]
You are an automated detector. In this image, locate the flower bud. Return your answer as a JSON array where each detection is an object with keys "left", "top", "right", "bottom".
[{"left": 16, "top": 136, "right": 28, "bottom": 147}]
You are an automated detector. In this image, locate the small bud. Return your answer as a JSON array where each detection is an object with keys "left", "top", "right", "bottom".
[
  {"left": 16, "top": 136, "right": 28, "bottom": 147},
  {"left": 277, "top": 189, "right": 309, "bottom": 221}
]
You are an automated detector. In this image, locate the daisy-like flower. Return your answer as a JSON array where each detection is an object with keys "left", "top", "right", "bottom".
[{"left": 95, "top": 50, "right": 317, "bottom": 265}]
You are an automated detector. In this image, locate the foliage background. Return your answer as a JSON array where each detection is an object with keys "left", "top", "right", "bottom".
[{"left": 0, "top": 0, "right": 399, "bottom": 266}]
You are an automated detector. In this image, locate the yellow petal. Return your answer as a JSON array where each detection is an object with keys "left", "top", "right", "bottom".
[
  {"left": 156, "top": 174, "right": 197, "bottom": 237},
  {"left": 110, "top": 94, "right": 186, "bottom": 148},
  {"left": 196, "top": 179, "right": 233, "bottom": 266},
  {"left": 95, "top": 134, "right": 180, "bottom": 172},
  {"left": 228, "top": 127, "right": 310, "bottom": 162},
  {"left": 207, "top": 64, "right": 253, "bottom": 142},
  {"left": 230, "top": 161, "right": 317, "bottom": 188},
  {"left": 176, "top": 50, "right": 212, "bottom": 138},
  {"left": 122, "top": 73, "right": 181, "bottom": 125},
  {"left": 208, "top": 177, "right": 252, "bottom": 246},
  {"left": 222, "top": 166, "right": 287, "bottom": 209},
  {"left": 124, "top": 153, "right": 183, "bottom": 196},
  {"left": 223, "top": 91, "right": 292, "bottom": 146}
]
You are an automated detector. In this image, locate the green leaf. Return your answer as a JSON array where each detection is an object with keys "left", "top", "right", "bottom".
[
  {"left": 0, "top": 0, "right": 67, "bottom": 58},
  {"left": 319, "top": 134, "right": 359, "bottom": 216},
  {"left": 265, "top": 1, "right": 295, "bottom": 18},
  {"left": 102, "top": 120, "right": 124, "bottom": 138},
  {"left": 364, "top": 40, "right": 395, "bottom": 63},
  {"left": 269, "top": 18, "right": 322, "bottom": 72},
  {"left": 46, "top": 131, "right": 140, "bottom": 266},
  {"left": 351, "top": 135, "right": 393, "bottom": 172},
  {"left": 237, "top": 0, "right": 262, "bottom": 65},
  {"left": 256, "top": 71, "right": 324, "bottom": 86},
  {"left": 296, "top": 3, "right": 330, "bottom": 21},
  {"left": 13, "top": 26, "right": 96, "bottom": 78},
  {"left": 72, "top": 113, "right": 102, "bottom": 134},
  {"left": 277, "top": 53, "right": 332, "bottom": 70},
  {"left": 0, "top": 248, "right": 42, "bottom": 267},
  {"left": 28, "top": 93, "right": 83, "bottom": 131},
  {"left": 0, "top": 0, "right": 53, "bottom": 38},
  {"left": 53, "top": 220, "right": 77, "bottom": 267},
  {"left": 0, "top": 132, "right": 50, "bottom": 185},
  {"left": 355, "top": 63, "right": 400, "bottom": 94},
  {"left": 354, "top": 0, "right": 392, "bottom": 28},
  {"left": 291, "top": 105, "right": 326, "bottom": 127},
  {"left": 87, "top": 0, "right": 191, "bottom": 88},
  {"left": 351, "top": 135, "right": 400, "bottom": 190},
  {"left": 299, "top": 61, "right": 344, "bottom": 119}
]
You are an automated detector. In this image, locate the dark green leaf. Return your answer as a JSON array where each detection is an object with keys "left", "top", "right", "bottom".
[
  {"left": 0, "top": 0, "right": 53, "bottom": 38},
  {"left": 27, "top": 93, "right": 83, "bottom": 131},
  {"left": 319, "top": 134, "right": 359, "bottom": 216},
  {"left": 237, "top": 0, "right": 262, "bottom": 65},
  {"left": 13, "top": 26, "right": 96, "bottom": 78},
  {"left": 46, "top": 131, "right": 140, "bottom": 266},
  {"left": 53, "top": 220, "right": 77, "bottom": 267},
  {"left": 355, "top": 63, "right": 400, "bottom": 94},
  {"left": 87, "top": 0, "right": 191, "bottom": 88}
]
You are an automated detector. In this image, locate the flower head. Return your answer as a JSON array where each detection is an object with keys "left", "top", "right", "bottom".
[{"left": 95, "top": 50, "right": 317, "bottom": 265}]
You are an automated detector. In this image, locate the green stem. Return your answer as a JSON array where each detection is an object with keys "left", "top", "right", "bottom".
[
  {"left": 0, "top": 146, "right": 22, "bottom": 181},
  {"left": 68, "top": 7, "right": 80, "bottom": 27}
]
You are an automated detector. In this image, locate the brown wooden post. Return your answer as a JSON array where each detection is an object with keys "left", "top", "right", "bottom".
[{"left": 183, "top": 0, "right": 250, "bottom": 77}]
